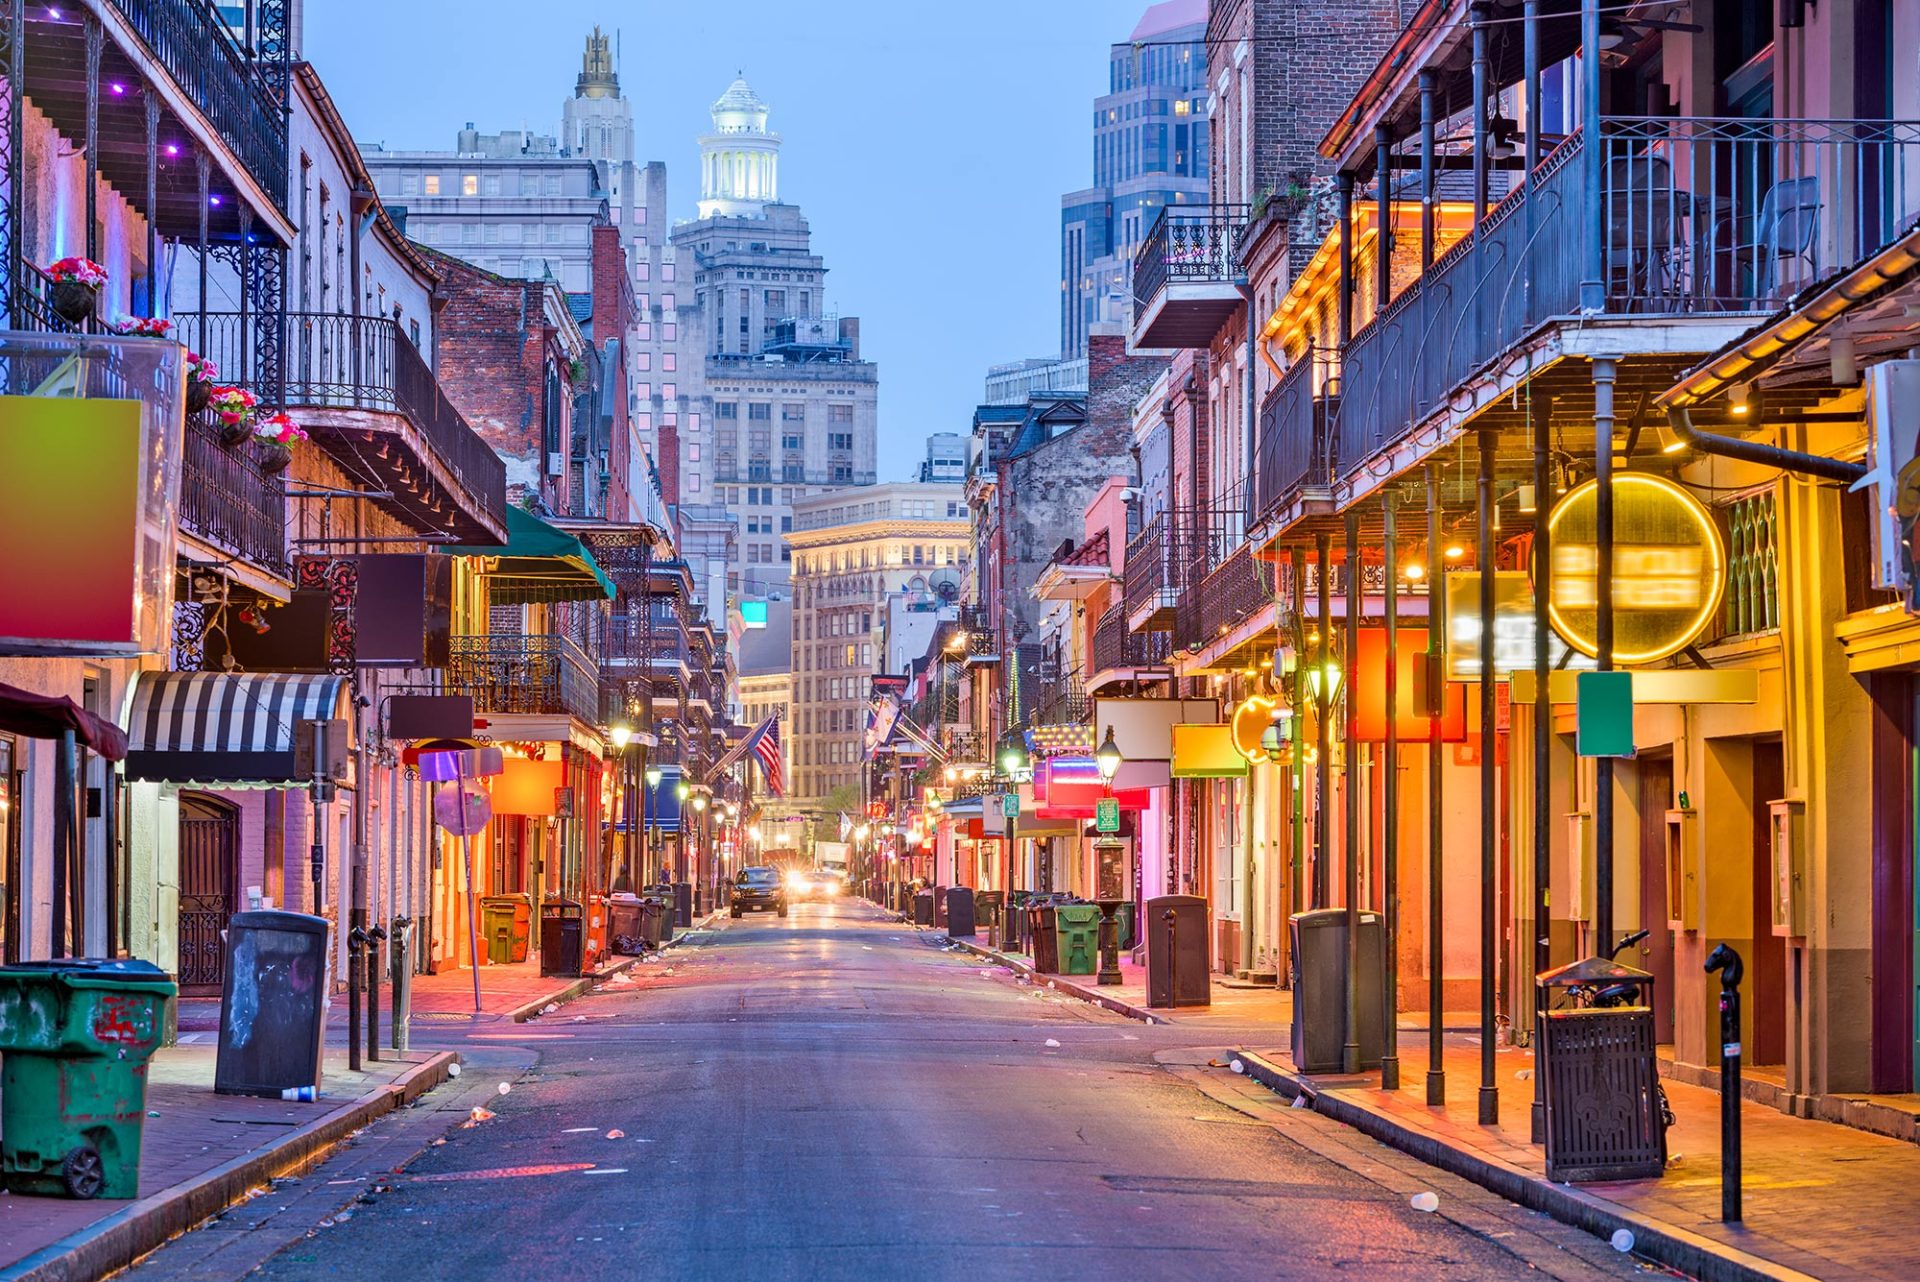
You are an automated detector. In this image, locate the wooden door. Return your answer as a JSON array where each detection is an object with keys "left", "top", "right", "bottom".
[
  {"left": 1750, "top": 740, "right": 1788, "bottom": 1067},
  {"left": 178, "top": 794, "right": 238, "bottom": 994},
  {"left": 1637, "top": 758, "right": 1677, "bottom": 1044}
]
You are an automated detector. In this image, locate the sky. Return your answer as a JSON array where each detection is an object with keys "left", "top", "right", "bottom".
[{"left": 306, "top": 0, "right": 1137, "bottom": 481}]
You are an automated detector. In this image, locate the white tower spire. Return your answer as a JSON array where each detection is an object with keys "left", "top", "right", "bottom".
[{"left": 698, "top": 76, "right": 781, "bottom": 218}]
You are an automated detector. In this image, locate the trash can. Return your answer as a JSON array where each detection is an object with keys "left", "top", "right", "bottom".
[
  {"left": 215, "top": 911, "right": 330, "bottom": 1098},
  {"left": 539, "top": 899, "right": 584, "bottom": 977},
  {"left": 1287, "top": 908, "right": 1384, "bottom": 1071},
  {"left": 974, "top": 890, "right": 1005, "bottom": 945},
  {"left": 1116, "top": 901, "right": 1136, "bottom": 952},
  {"left": 1146, "top": 895, "right": 1212, "bottom": 1009},
  {"left": 672, "top": 882, "right": 693, "bottom": 928},
  {"left": 480, "top": 894, "right": 532, "bottom": 964},
  {"left": 647, "top": 885, "right": 677, "bottom": 944},
  {"left": 1028, "top": 901, "right": 1061, "bottom": 972},
  {"left": 913, "top": 889, "right": 935, "bottom": 927},
  {"left": 638, "top": 895, "right": 668, "bottom": 948},
  {"left": 1004, "top": 891, "right": 1032, "bottom": 953},
  {"left": 609, "top": 893, "right": 646, "bottom": 955},
  {"left": 933, "top": 885, "right": 949, "bottom": 928},
  {"left": 1537, "top": 956, "right": 1665, "bottom": 1182},
  {"left": 1055, "top": 904, "right": 1102, "bottom": 975},
  {"left": 946, "top": 886, "right": 976, "bottom": 938},
  {"left": 0, "top": 959, "right": 176, "bottom": 1198}
]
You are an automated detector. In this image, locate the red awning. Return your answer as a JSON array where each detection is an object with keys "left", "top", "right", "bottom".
[{"left": 0, "top": 681, "right": 126, "bottom": 760}]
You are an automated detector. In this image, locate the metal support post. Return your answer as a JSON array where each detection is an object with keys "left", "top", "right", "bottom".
[
  {"left": 1593, "top": 356, "right": 1618, "bottom": 951},
  {"left": 365, "top": 921, "right": 385, "bottom": 1062},
  {"left": 390, "top": 915, "right": 412, "bottom": 1052},
  {"left": 1314, "top": 533, "right": 1332, "bottom": 909},
  {"left": 1477, "top": 426, "right": 1498, "bottom": 1126},
  {"left": 1342, "top": 510, "right": 1362, "bottom": 1075},
  {"left": 1531, "top": 392, "right": 1554, "bottom": 1143},
  {"left": 1706, "top": 944, "right": 1745, "bottom": 1223},
  {"left": 1425, "top": 467, "right": 1447, "bottom": 1105},
  {"left": 1382, "top": 493, "right": 1401, "bottom": 1090}
]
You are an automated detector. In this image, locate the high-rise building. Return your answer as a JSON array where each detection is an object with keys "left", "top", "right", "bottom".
[
  {"left": 670, "top": 78, "right": 880, "bottom": 599},
  {"left": 984, "top": 356, "right": 1089, "bottom": 406},
  {"left": 1060, "top": 0, "right": 1211, "bottom": 358},
  {"left": 784, "top": 483, "right": 968, "bottom": 806},
  {"left": 919, "top": 433, "right": 967, "bottom": 483}
]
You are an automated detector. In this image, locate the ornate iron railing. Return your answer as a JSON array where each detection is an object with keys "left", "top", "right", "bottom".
[
  {"left": 1091, "top": 604, "right": 1172, "bottom": 673},
  {"left": 447, "top": 634, "right": 602, "bottom": 723},
  {"left": 1123, "top": 506, "right": 1236, "bottom": 626},
  {"left": 1176, "top": 545, "right": 1272, "bottom": 652},
  {"left": 182, "top": 311, "right": 504, "bottom": 523},
  {"left": 1252, "top": 357, "right": 1335, "bottom": 525},
  {"left": 1132, "top": 204, "right": 1249, "bottom": 312},
  {"left": 179, "top": 412, "right": 289, "bottom": 576}
]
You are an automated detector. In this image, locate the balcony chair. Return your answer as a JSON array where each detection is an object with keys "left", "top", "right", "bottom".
[
  {"left": 1604, "top": 154, "right": 1688, "bottom": 309},
  {"left": 1734, "top": 175, "right": 1822, "bottom": 305}
]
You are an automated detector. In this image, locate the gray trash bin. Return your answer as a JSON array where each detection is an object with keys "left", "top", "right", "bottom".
[
  {"left": 1288, "top": 908, "right": 1385, "bottom": 1073},
  {"left": 1146, "top": 895, "right": 1211, "bottom": 1008},
  {"left": 946, "top": 886, "right": 976, "bottom": 938},
  {"left": 215, "top": 911, "right": 330, "bottom": 1098},
  {"left": 609, "top": 893, "right": 646, "bottom": 955},
  {"left": 646, "top": 884, "right": 677, "bottom": 944},
  {"left": 672, "top": 882, "right": 693, "bottom": 927},
  {"left": 912, "top": 890, "right": 935, "bottom": 926},
  {"left": 1537, "top": 956, "right": 1665, "bottom": 1182}
]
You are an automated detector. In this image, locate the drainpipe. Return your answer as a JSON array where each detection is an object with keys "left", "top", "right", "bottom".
[
  {"left": 1419, "top": 71, "right": 1438, "bottom": 271},
  {"left": 1665, "top": 408, "right": 1867, "bottom": 484},
  {"left": 1579, "top": 0, "right": 1604, "bottom": 311},
  {"left": 1243, "top": 284, "right": 1258, "bottom": 979}
]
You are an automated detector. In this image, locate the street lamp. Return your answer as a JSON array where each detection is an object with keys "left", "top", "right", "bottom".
[
  {"left": 610, "top": 721, "right": 633, "bottom": 751},
  {"left": 1095, "top": 725, "right": 1122, "bottom": 782},
  {"left": 998, "top": 738, "right": 1028, "bottom": 777},
  {"left": 1306, "top": 658, "right": 1343, "bottom": 704},
  {"left": 676, "top": 781, "right": 691, "bottom": 802},
  {"left": 692, "top": 793, "right": 708, "bottom": 812},
  {"left": 645, "top": 765, "right": 663, "bottom": 789}
]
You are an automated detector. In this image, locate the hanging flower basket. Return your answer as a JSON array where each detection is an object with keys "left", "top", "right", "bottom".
[
  {"left": 253, "top": 412, "right": 307, "bottom": 475},
  {"left": 207, "top": 386, "right": 259, "bottom": 447},
  {"left": 184, "top": 352, "right": 219, "bottom": 414},
  {"left": 108, "top": 315, "right": 174, "bottom": 339},
  {"left": 46, "top": 258, "right": 107, "bottom": 324}
]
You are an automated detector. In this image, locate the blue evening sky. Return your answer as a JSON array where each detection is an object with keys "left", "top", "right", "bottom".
[{"left": 306, "top": 1, "right": 1132, "bottom": 480}]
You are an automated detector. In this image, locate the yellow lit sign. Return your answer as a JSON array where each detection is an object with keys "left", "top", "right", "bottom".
[
  {"left": 1546, "top": 473, "right": 1726, "bottom": 664},
  {"left": 1231, "top": 696, "right": 1276, "bottom": 762}
]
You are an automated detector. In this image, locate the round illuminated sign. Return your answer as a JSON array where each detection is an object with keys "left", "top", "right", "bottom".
[
  {"left": 1544, "top": 473, "right": 1725, "bottom": 664},
  {"left": 1231, "top": 696, "right": 1276, "bottom": 763}
]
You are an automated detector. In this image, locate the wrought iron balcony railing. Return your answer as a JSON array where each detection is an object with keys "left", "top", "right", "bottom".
[
  {"left": 179, "top": 411, "right": 289, "bottom": 577},
  {"left": 1175, "top": 544, "right": 1272, "bottom": 654},
  {"left": 447, "top": 634, "right": 601, "bottom": 724},
  {"left": 1131, "top": 204, "right": 1249, "bottom": 314},
  {"left": 1251, "top": 359, "right": 1336, "bottom": 527},
  {"left": 1091, "top": 605, "right": 1172, "bottom": 675},
  {"left": 1123, "top": 506, "right": 1239, "bottom": 630},
  {"left": 180, "top": 311, "right": 506, "bottom": 527}
]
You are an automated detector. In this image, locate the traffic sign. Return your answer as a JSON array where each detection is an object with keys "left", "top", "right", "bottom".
[
  {"left": 1095, "top": 797, "right": 1120, "bottom": 833},
  {"left": 1001, "top": 792, "right": 1020, "bottom": 818}
]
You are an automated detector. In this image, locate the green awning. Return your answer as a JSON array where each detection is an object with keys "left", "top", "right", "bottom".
[{"left": 456, "top": 506, "right": 616, "bottom": 604}]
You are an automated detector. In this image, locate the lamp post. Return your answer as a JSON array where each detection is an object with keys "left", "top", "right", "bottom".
[
  {"left": 1094, "top": 725, "right": 1125, "bottom": 986},
  {"left": 610, "top": 722, "right": 634, "bottom": 892},
  {"left": 675, "top": 779, "right": 691, "bottom": 886},
  {"left": 644, "top": 764, "right": 662, "bottom": 887}
]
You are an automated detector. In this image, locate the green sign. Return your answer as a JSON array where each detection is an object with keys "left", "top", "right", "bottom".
[
  {"left": 1576, "top": 671, "right": 1636, "bottom": 758},
  {"left": 1001, "top": 792, "right": 1021, "bottom": 818},
  {"left": 1095, "top": 797, "right": 1120, "bottom": 833}
]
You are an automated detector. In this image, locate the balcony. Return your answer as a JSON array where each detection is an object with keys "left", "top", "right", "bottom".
[
  {"left": 22, "top": 3, "right": 288, "bottom": 239},
  {"left": 182, "top": 311, "right": 507, "bottom": 541},
  {"left": 1174, "top": 544, "right": 1271, "bottom": 658},
  {"left": 1090, "top": 605, "right": 1172, "bottom": 684},
  {"left": 1030, "top": 671, "right": 1089, "bottom": 729},
  {"left": 1251, "top": 359, "right": 1336, "bottom": 529},
  {"left": 1131, "top": 204, "right": 1247, "bottom": 349},
  {"left": 1123, "top": 507, "right": 1235, "bottom": 632},
  {"left": 178, "top": 412, "right": 289, "bottom": 578},
  {"left": 940, "top": 727, "right": 986, "bottom": 764},
  {"left": 956, "top": 605, "right": 1000, "bottom": 667},
  {"left": 1331, "top": 116, "right": 1920, "bottom": 486},
  {"left": 446, "top": 634, "right": 601, "bottom": 724}
]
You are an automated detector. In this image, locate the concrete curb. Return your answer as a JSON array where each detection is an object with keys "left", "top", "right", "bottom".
[
  {"left": 507, "top": 910, "right": 724, "bottom": 1023},
  {"left": 947, "top": 937, "right": 1165, "bottom": 1025},
  {"left": 0, "top": 1051, "right": 459, "bottom": 1282},
  {"left": 1230, "top": 1048, "right": 1823, "bottom": 1282}
]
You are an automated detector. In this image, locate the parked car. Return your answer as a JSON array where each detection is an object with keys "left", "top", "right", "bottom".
[{"left": 731, "top": 865, "right": 788, "bottom": 918}]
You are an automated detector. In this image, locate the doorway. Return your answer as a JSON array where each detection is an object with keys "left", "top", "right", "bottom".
[
  {"left": 1637, "top": 756, "right": 1677, "bottom": 1044},
  {"left": 1749, "top": 740, "right": 1788, "bottom": 1067},
  {"left": 177, "top": 794, "right": 239, "bottom": 994}
]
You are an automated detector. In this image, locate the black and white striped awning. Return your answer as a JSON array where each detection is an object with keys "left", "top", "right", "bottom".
[{"left": 123, "top": 672, "right": 349, "bottom": 784}]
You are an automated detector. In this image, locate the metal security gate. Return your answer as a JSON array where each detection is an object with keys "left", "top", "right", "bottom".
[{"left": 178, "top": 795, "right": 238, "bottom": 994}]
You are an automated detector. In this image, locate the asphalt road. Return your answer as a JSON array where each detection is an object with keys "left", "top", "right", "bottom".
[{"left": 126, "top": 899, "right": 1655, "bottom": 1282}]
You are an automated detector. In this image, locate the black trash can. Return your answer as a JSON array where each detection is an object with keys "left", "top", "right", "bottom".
[
  {"left": 638, "top": 895, "right": 668, "bottom": 948},
  {"left": 539, "top": 900, "right": 584, "bottom": 977},
  {"left": 672, "top": 882, "right": 693, "bottom": 928},
  {"left": 912, "top": 889, "right": 935, "bottom": 927},
  {"left": 933, "top": 885, "right": 949, "bottom": 928},
  {"left": 1029, "top": 902, "right": 1061, "bottom": 973},
  {"left": 1287, "top": 909, "right": 1385, "bottom": 1073},
  {"left": 215, "top": 911, "right": 330, "bottom": 1098},
  {"left": 974, "top": 890, "right": 1004, "bottom": 944},
  {"left": 946, "top": 886, "right": 976, "bottom": 938},
  {"left": 609, "top": 893, "right": 646, "bottom": 955},
  {"left": 1537, "top": 956, "right": 1665, "bottom": 1182},
  {"left": 646, "top": 885, "right": 677, "bottom": 944},
  {"left": 1145, "top": 894, "right": 1211, "bottom": 1009}
]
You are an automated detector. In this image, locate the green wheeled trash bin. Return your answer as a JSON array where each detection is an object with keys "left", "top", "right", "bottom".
[
  {"left": 1055, "top": 904, "right": 1102, "bottom": 975},
  {"left": 481, "top": 895, "right": 531, "bottom": 964},
  {"left": 0, "top": 959, "right": 177, "bottom": 1198}
]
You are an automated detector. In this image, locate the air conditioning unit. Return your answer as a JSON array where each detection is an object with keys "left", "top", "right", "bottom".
[{"left": 547, "top": 451, "right": 564, "bottom": 476}]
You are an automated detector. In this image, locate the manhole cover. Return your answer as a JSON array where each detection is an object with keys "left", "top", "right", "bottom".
[{"left": 413, "top": 1012, "right": 476, "bottom": 1022}]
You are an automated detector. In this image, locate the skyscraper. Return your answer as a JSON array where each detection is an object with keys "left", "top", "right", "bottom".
[
  {"left": 670, "top": 78, "right": 880, "bottom": 599},
  {"left": 1060, "top": 0, "right": 1211, "bottom": 358}
]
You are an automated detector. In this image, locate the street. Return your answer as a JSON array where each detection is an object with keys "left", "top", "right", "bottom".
[{"left": 125, "top": 901, "right": 1645, "bottom": 1282}]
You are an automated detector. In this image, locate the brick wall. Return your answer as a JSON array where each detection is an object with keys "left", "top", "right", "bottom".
[{"left": 590, "top": 224, "right": 636, "bottom": 521}]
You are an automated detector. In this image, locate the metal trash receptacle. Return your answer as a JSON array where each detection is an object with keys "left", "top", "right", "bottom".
[
  {"left": 974, "top": 890, "right": 1005, "bottom": 943},
  {"left": 1054, "top": 904, "right": 1102, "bottom": 975},
  {"left": 609, "top": 893, "right": 646, "bottom": 955},
  {"left": 933, "top": 885, "right": 949, "bottom": 928},
  {"left": 638, "top": 895, "right": 668, "bottom": 948},
  {"left": 539, "top": 899, "right": 584, "bottom": 977},
  {"left": 646, "top": 885, "right": 678, "bottom": 944},
  {"left": 0, "top": 959, "right": 176, "bottom": 1198},
  {"left": 672, "top": 882, "right": 693, "bottom": 927},
  {"left": 946, "top": 886, "right": 976, "bottom": 937},
  {"left": 912, "top": 889, "right": 935, "bottom": 926},
  {"left": 1146, "top": 895, "right": 1212, "bottom": 1008},
  {"left": 1287, "top": 909, "right": 1385, "bottom": 1072},
  {"left": 215, "top": 911, "right": 330, "bottom": 1097},
  {"left": 1537, "top": 956, "right": 1665, "bottom": 1182},
  {"left": 1028, "top": 902, "right": 1061, "bottom": 972}
]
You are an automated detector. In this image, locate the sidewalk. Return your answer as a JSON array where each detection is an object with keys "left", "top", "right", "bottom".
[{"left": 947, "top": 925, "right": 1918, "bottom": 1282}]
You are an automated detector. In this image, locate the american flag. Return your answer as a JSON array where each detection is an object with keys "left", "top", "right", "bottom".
[{"left": 751, "top": 717, "right": 786, "bottom": 797}]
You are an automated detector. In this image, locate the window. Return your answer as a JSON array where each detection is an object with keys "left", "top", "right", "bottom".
[
  {"left": 717, "top": 402, "right": 738, "bottom": 419},
  {"left": 829, "top": 433, "right": 853, "bottom": 451},
  {"left": 461, "top": 174, "right": 478, "bottom": 197},
  {"left": 748, "top": 403, "right": 771, "bottom": 422},
  {"left": 662, "top": 383, "right": 675, "bottom": 400},
  {"left": 663, "top": 353, "right": 676, "bottom": 372},
  {"left": 828, "top": 404, "right": 853, "bottom": 424},
  {"left": 482, "top": 174, "right": 502, "bottom": 197},
  {"left": 521, "top": 174, "right": 540, "bottom": 196},
  {"left": 544, "top": 175, "right": 562, "bottom": 195},
  {"left": 636, "top": 352, "right": 651, "bottom": 371},
  {"left": 782, "top": 403, "right": 805, "bottom": 422},
  {"left": 662, "top": 263, "right": 675, "bottom": 281},
  {"left": 782, "top": 434, "right": 802, "bottom": 451},
  {"left": 424, "top": 175, "right": 441, "bottom": 196},
  {"left": 688, "top": 444, "right": 701, "bottom": 461}
]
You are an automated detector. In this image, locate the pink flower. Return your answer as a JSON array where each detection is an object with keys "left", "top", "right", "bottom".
[
  {"left": 47, "top": 257, "right": 108, "bottom": 288},
  {"left": 108, "top": 314, "right": 174, "bottom": 338},
  {"left": 253, "top": 412, "right": 308, "bottom": 446},
  {"left": 184, "top": 352, "right": 218, "bottom": 384}
]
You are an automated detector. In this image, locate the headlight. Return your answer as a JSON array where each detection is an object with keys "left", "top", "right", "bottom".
[
  {"left": 819, "top": 878, "right": 840, "bottom": 895},
  {"left": 786, "top": 872, "right": 808, "bottom": 891}
]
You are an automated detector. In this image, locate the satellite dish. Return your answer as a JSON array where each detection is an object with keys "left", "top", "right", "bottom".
[
  {"left": 929, "top": 567, "right": 961, "bottom": 601},
  {"left": 434, "top": 782, "right": 492, "bottom": 837}
]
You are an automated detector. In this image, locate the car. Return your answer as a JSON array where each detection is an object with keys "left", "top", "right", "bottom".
[
  {"left": 731, "top": 865, "right": 788, "bottom": 918},
  {"left": 786, "top": 867, "right": 844, "bottom": 901}
]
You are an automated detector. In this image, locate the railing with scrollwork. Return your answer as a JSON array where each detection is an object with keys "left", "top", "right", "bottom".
[
  {"left": 1092, "top": 603, "right": 1173, "bottom": 674},
  {"left": 1175, "top": 545, "right": 1273, "bottom": 652},
  {"left": 1132, "top": 204, "right": 1249, "bottom": 312},
  {"left": 104, "top": 0, "right": 289, "bottom": 207},
  {"left": 179, "top": 412, "right": 289, "bottom": 576},
  {"left": 1252, "top": 357, "right": 1334, "bottom": 525},
  {"left": 447, "top": 634, "right": 602, "bottom": 724}
]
